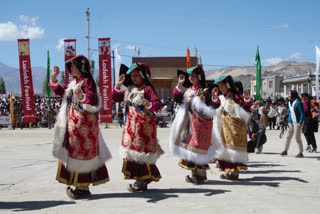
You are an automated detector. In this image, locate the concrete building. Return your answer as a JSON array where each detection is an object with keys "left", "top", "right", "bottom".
[
  {"left": 250, "top": 75, "right": 284, "bottom": 99},
  {"left": 282, "top": 73, "right": 319, "bottom": 97},
  {"left": 132, "top": 57, "right": 198, "bottom": 100}
]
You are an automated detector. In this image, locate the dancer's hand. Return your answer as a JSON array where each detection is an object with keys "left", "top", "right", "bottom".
[
  {"left": 177, "top": 74, "right": 185, "bottom": 89},
  {"left": 142, "top": 98, "right": 151, "bottom": 109},
  {"left": 51, "top": 66, "right": 60, "bottom": 82},
  {"left": 75, "top": 87, "right": 84, "bottom": 101},
  {"left": 116, "top": 74, "right": 125, "bottom": 90},
  {"left": 211, "top": 87, "right": 219, "bottom": 100},
  {"left": 254, "top": 101, "right": 260, "bottom": 108}
]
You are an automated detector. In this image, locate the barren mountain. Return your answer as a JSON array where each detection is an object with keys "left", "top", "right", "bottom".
[{"left": 205, "top": 61, "right": 315, "bottom": 89}]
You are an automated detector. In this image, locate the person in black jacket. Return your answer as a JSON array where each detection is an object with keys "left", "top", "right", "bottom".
[
  {"left": 247, "top": 118, "right": 267, "bottom": 154},
  {"left": 302, "top": 93, "right": 318, "bottom": 153}
]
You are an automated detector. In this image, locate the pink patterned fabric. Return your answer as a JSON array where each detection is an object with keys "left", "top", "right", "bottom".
[{"left": 188, "top": 113, "right": 213, "bottom": 151}]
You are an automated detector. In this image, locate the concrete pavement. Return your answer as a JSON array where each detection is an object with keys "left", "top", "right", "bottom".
[{"left": 0, "top": 126, "right": 319, "bottom": 214}]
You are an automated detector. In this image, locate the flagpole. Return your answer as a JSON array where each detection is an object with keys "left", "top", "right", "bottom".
[
  {"left": 112, "top": 50, "right": 115, "bottom": 87},
  {"left": 86, "top": 8, "right": 90, "bottom": 60}
]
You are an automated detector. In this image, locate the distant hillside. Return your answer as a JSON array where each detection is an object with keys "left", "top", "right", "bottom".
[{"left": 205, "top": 61, "right": 316, "bottom": 89}]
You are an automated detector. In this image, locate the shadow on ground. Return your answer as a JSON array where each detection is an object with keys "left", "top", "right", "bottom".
[
  {"left": 205, "top": 180, "right": 280, "bottom": 187},
  {"left": 0, "top": 200, "right": 76, "bottom": 211},
  {"left": 248, "top": 163, "right": 285, "bottom": 168},
  {"left": 88, "top": 188, "right": 230, "bottom": 203},
  {"left": 243, "top": 170, "right": 301, "bottom": 174},
  {"left": 240, "top": 176, "right": 308, "bottom": 183}
]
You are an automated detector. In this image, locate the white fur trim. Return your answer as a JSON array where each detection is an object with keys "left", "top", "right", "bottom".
[
  {"left": 82, "top": 102, "right": 101, "bottom": 113},
  {"left": 212, "top": 97, "right": 219, "bottom": 102},
  {"left": 51, "top": 80, "right": 111, "bottom": 172},
  {"left": 127, "top": 87, "right": 144, "bottom": 106},
  {"left": 169, "top": 89, "right": 216, "bottom": 164},
  {"left": 175, "top": 86, "right": 182, "bottom": 92},
  {"left": 66, "top": 155, "right": 106, "bottom": 173},
  {"left": 171, "top": 143, "right": 216, "bottom": 165},
  {"left": 79, "top": 93, "right": 86, "bottom": 102},
  {"left": 114, "top": 85, "right": 127, "bottom": 92},
  {"left": 147, "top": 102, "right": 153, "bottom": 110},
  {"left": 50, "top": 80, "right": 59, "bottom": 86},
  {"left": 120, "top": 141, "right": 164, "bottom": 164},
  {"left": 98, "top": 128, "right": 112, "bottom": 161},
  {"left": 251, "top": 105, "right": 258, "bottom": 112},
  {"left": 220, "top": 95, "right": 251, "bottom": 124},
  {"left": 212, "top": 95, "right": 250, "bottom": 164},
  {"left": 190, "top": 96, "right": 215, "bottom": 119}
]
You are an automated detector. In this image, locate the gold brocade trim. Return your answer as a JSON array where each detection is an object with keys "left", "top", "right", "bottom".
[
  {"left": 55, "top": 162, "right": 108, "bottom": 187},
  {"left": 224, "top": 145, "right": 247, "bottom": 152},
  {"left": 56, "top": 162, "right": 68, "bottom": 185},
  {"left": 122, "top": 159, "right": 161, "bottom": 182},
  {"left": 178, "top": 159, "right": 210, "bottom": 171},
  {"left": 175, "top": 142, "right": 209, "bottom": 155},
  {"left": 92, "top": 178, "right": 110, "bottom": 186},
  {"left": 72, "top": 173, "right": 90, "bottom": 187},
  {"left": 221, "top": 112, "right": 247, "bottom": 152},
  {"left": 219, "top": 166, "right": 248, "bottom": 172}
]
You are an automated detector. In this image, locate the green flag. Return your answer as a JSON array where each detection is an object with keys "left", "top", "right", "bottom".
[
  {"left": 255, "top": 46, "right": 261, "bottom": 101},
  {"left": 46, "top": 50, "right": 51, "bottom": 105}
]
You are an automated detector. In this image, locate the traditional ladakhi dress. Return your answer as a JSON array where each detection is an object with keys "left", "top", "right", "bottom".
[
  {"left": 242, "top": 96, "right": 254, "bottom": 112},
  {"left": 260, "top": 105, "right": 270, "bottom": 128},
  {"left": 170, "top": 83, "right": 220, "bottom": 182},
  {"left": 112, "top": 82, "right": 163, "bottom": 184},
  {"left": 213, "top": 77, "right": 255, "bottom": 176},
  {"left": 49, "top": 60, "right": 111, "bottom": 188}
]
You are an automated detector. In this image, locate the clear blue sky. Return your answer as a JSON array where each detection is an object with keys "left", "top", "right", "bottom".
[{"left": 0, "top": 0, "right": 319, "bottom": 71}]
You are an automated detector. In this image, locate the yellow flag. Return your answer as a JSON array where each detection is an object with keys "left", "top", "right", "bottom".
[
  {"left": 186, "top": 48, "right": 191, "bottom": 69},
  {"left": 10, "top": 89, "right": 14, "bottom": 122}
]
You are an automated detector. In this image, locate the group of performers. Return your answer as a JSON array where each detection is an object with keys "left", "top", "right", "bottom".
[{"left": 49, "top": 55, "right": 259, "bottom": 199}]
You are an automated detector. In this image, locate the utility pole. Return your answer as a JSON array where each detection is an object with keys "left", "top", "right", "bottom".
[
  {"left": 112, "top": 50, "right": 115, "bottom": 87},
  {"left": 86, "top": 8, "right": 90, "bottom": 60}
]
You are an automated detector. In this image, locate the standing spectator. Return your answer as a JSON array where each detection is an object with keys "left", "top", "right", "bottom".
[
  {"left": 278, "top": 102, "right": 289, "bottom": 131},
  {"left": 280, "top": 90, "right": 305, "bottom": 158},
  {"left": 302, "top": 93, "right": 317, "bottom": 153},
  {"left": 117, "top": 108, "right": 124, "bottom": 128},
  {"left": 47, "top": 107, "right": 55, "bottom": 129},
  {"left": 260, "top": 102, "right": 270, "bottom": 128},
  {"left": 267, "top": 104, "right": 277, "bottom": 130}
]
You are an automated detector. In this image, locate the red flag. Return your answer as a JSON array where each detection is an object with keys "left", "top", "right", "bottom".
[
  {"left": 17, "top": 39, "right": 36, "bottom": 123},
  {"left": 98, "top": 38, "right": 113, "bottom": 123},
  {"left": 64, "top": 39, "right": 76, "bottom": 85},
  {"left": 187, "top": 48, "right": 191, "bottom": 69}
]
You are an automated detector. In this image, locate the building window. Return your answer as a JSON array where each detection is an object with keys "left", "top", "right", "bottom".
[
  {"left": 160, "top": 88, "right": 164, "bottom": 100},
  {"left": 286, "top": 85, "right": 290, "bottom": 95},
  {"left": 269, "top": 80, "right": 273, "bottom": 88},
  {"left": 303, "top": 84, "right": 308, "bottom": 93}
]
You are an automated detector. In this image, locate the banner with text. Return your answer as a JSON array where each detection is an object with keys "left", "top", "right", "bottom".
[
  {"left": 64, "top": 39, "right": 76, "bottom": 85},
  {"left": 18, "top": 39, "right": 36, "bottom": 123},
  {"left": 98, "top": 38, "right": 112, "bottom": 123}
]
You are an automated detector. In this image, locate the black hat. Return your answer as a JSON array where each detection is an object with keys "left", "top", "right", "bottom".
[
  {"left": 177, "top": 69, "right": 192, "bottom": 88},
  {"left": 207, "top": 82, "right": 219, "bottom": 91},
  {"left": 65, "top": 55, "right": 95, "bottom": 85},
  {"left": 119, "top": 64, "right": 133, "bottom": 87},
  {"left": 233, "top": 80, "right": 244, "bottom": 95},
  {"left": 66, "top": 55, "right": 90, "bottom": 76},
  {"left": 187, "top": 65, "right": 207, "bottom": 88}
]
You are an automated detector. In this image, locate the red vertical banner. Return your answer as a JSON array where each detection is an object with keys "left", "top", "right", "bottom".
[
  {"left": 98, "top": 38, "right": 112, "bottom": 123},
  {"left": 17, "top": 39, "right": 36, "bottom": 123},
  {"left": 64, "top": 39, "right": 76, "bottom": 85}
]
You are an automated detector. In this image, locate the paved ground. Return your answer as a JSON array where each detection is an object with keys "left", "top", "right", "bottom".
[{"left": 0, "top": 125, "right": 319, "bottom": 214}]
